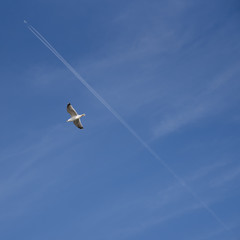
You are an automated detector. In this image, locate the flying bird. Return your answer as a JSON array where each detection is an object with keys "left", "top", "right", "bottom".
[{"left": 66, "top": 103, "right": 85, "bottom": 129}]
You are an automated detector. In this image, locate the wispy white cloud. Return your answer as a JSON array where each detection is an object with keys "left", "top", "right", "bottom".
[
  {"left": 116, "top": 161, "right": 239, "bottom": 238},
  {"left": 112, "top": 203, "right": 201, "bottom": 240},
  {"left": 152, "top": 103, "right": 208, "bottom": 137},
  {"left": 209, "top": 165, "right": 240, "bottom": 188},
  {"left": 0, "top": 125, "right": 79, "bottom": 219},
  {"left": 65, "top": 160, "right": 238, "bottom": 240},
  {"left": 191, "top": 221, "right": 240, "bottom": 240},
  {"left": 152, "top": 63, "right": 240, "bottom": 138}
]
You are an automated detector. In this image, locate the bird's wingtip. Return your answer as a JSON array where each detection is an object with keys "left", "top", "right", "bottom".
[{"left": 67, "top": 103, "right": 71, "bottom": 107}]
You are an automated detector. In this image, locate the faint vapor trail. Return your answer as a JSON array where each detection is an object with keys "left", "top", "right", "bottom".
[{"left": 24, "top": 21, "right": 233, "bottom": 236}]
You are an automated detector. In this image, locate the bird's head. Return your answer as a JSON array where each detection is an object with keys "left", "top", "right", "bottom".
[{"left": 81, "top": 113, "right": 86, "bottom": 117}]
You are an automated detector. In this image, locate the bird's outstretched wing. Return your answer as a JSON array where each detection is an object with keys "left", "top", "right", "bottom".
[
  {"left": 73, "top": 119, "right": 84, "bottom": 129},
  {"left": 67, "top": 103, "right": 78, "bottom": 117}
]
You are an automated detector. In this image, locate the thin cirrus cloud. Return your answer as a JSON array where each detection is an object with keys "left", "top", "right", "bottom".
[
  {"left": 66, "top": 160, "right": 238, "bottom": 240},
  {"left": 152, "top": 63, "right": 240, "bottom": 139}
]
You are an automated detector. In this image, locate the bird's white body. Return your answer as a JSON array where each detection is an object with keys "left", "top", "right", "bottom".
[{"left": 67, "top": 114, "right": 85, "bottom": 122}]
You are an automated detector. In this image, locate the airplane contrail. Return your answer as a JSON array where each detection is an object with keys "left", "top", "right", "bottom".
[{"left": 24, "top": 20, "right": 233, "bottom": 236}]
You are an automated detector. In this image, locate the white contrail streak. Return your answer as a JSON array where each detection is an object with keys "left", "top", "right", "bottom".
[{"left": 25, "top": 21, "right": 233, "bottom": 236}]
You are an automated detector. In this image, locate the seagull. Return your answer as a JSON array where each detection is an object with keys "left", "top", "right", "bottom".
[{"left": 66, "top": 103, "right": 85, "bottom": 129}]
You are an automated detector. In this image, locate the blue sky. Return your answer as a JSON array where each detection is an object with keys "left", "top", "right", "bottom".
[{"left": 1, "top": 0, "right": 240, "bottom": 239}]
